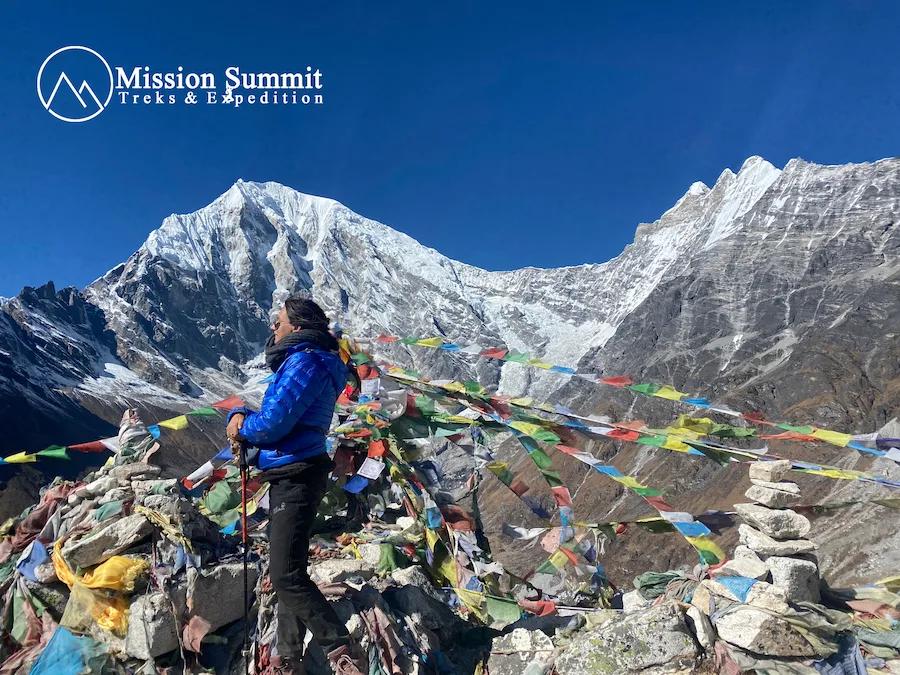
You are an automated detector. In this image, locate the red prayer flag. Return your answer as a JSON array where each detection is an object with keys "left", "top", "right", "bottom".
[
  {"left": 479, "top": 347, "right": 508, "bottom": 360},
  {"left": 368, "top": 440, "right": 386, "bottom": 458},
  {"left": 376, "top": 335, "right": 399, "bottom": 343},
  {"left": 601, "top": 375, "right": 633, "bottom": 388},
  {"left": 607, "top": 429, "right": 640, "bottom": 442},
  {"left": 554, "top": 444, "right": 581, "bottom": 456},
  {"left": 211, "top": 395, "right": 246, "bottom": 410},
  {"left": 67, "top": 440, "right": 110, "bottom": 453}
]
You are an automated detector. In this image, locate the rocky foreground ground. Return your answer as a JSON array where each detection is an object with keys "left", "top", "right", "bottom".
[{"left": 1, "top": 412, "right": 897, "bottom": 674}]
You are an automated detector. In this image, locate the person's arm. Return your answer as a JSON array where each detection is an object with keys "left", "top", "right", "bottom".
[{"left": 232, "top": 354, "right": 329, "bottom": 446}]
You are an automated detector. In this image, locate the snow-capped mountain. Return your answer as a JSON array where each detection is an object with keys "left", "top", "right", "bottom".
[{"left": 2, "top": 156, "right": 899, "bottom": 583}]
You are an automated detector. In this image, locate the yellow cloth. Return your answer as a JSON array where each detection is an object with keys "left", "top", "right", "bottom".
[
  {"left": 662, "top": 437, "right": 692, "bottom": 452},
  {"left": 811, "top": 428, "right": 852, "bottom": 447},
  {"left": 53, "top": 540, "right": 149, "bottom": 591},
  {"left": 3, "top": 451, "right": 37, "bottom": 464},
  {"left": 548, "top": 549, "right": 570, "bottom": 569},
  {"left": 653, "top": 385, "right": 686, "bottom": 401},
  {"left": 415, "top": 337, "right": 445, "bottom": 348},
  {"left": 158, "top": 415, "right": 189, "bottom": 431},
  {"left": 455, "top": 588, "right": 489, "bottom": 622},
  {"left": 508, "top": 421, "right": 547, "bottom": 437}
]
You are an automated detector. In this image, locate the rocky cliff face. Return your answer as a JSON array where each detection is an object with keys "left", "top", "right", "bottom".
[{"left": 1, "top": 156, "right": 898, "bottom": 583}]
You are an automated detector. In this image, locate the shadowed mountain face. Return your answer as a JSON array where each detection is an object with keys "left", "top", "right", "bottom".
[{"left": 1, "top": 157, "right": 898, "bottom": 583}]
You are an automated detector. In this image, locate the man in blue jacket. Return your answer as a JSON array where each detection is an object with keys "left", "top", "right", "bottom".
[{"left": 227, "top": 295, "right": 363, "bottom": 675}]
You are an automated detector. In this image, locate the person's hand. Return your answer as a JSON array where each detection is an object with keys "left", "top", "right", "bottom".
[{"left": 227, "top": 413, "right": 245, "bottom": 442}]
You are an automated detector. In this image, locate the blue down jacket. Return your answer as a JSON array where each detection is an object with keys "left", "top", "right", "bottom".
[{"left": 228, "top": 342, "right": 348, "bottom": 470}]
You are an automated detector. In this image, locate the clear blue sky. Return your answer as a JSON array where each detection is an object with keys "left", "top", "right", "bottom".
[{"left": 1, "top": 1, "right": 898, "bottom": 296}]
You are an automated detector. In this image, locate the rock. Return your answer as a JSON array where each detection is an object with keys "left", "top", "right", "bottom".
[
  {"left": 685, "top": 605, "right": 715, "bottom": 651},
  {"left": 311, "top": 558, "right": 374, "bottom": 584},
  {"left": 739, "top": 524, "right": 816, "bottom": 556},
  {"left": 132, "top": 479, "right": 178, "bottom": 500},
  {"left": 382, "top": 584, "right": 467, "bottom": 644},
  {"left": 62, "top": 513, "right": 153, "bottom": 567},
  {"left": 714, "top": 606, "right": 822, "bottom": 656},
  {"left": 766, "top": 556, "right": 820, "bottom": 603},
  {"left": 744, "top": 484, "right": 801, "bottom": 508},
  {"left": 487, "top": 628, "right": 555, "bottom": 675},
  {"left": 735, "top": 503, "right": 811, "bottom": 540},
  {"left": 110, "top": 463, "right": 161, "bottom": 484},
  {"left": 749, "top": 479, "right": 800, "bottom": 494},
  {"left": 555, "top": 600, "right": 699, "bottom": 674},
  {"left": 716, "top": 556, "right": 769, "bottom": 581},
  {"left": 358, "top": 543, "right": 382, "bottom": 568},
  {"left": 126, "top": 592, "right": 180, "bottom": 659},
  {"left": 390, "top": 565, "right": 443, "bottom": 601},
  {"left": 749, "top": 460, "right": 791, "bottom": 483},
  {"left": 621, "top": 589, "right": 650, "bottom": 612},
  {"left": 82, "top": 475, "right": 117, "bottom": 498},
  {"left": 692, "top": 579, "right": 789, "bottom": 615},
  {"left": 97, "top": 488, "right": 130, "bottom": 505},
  {"left": 188, "top": 563, "right": 260, "bottom": 632},
  {"left": 744, "top": 581, "right": 791, "bottom": 614},
  {"left": 733, "top": 545, "right": 762, "bottom": 562}
]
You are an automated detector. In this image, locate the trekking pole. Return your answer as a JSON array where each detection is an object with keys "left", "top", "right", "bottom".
[{"left": 235, "top": 439, "right": 251, "bottom": 675}]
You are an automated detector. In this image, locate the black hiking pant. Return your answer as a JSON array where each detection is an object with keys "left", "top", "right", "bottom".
[{"left": 267, "top": 455, "right": 350, "bottom": 659}]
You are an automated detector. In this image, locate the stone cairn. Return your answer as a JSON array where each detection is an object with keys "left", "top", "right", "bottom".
[{"left": 726, "top": 458, "right": 820, "bottom": 603}]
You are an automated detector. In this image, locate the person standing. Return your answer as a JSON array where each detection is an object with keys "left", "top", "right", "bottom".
[{"left": 227, "top": 295, "right": 364, "bottom": 675}]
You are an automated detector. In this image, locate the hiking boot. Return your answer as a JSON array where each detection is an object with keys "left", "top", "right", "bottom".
[
  {"left": 271, "top": 654, "right": 305, "bottom": 675},
  {"left": 326, "top": 644, "right": 365, "bottom": 675}
]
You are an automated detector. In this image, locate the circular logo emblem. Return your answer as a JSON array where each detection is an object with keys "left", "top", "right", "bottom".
[{"left": 37, "top": 46, "right": 113, "bottom": 122}]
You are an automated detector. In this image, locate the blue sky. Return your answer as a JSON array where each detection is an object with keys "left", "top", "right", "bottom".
[{"left": 1, "top": 1, "right": 898, "bottom": 296}]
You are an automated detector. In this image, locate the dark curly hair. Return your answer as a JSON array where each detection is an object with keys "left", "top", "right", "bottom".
[{"left": 284, "top": 294, "right": 330, "bottom": 330}]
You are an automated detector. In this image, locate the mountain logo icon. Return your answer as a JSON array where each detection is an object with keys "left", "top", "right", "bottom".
[{"left": 37, "top": 46, "right": 114, "bottom": 123}]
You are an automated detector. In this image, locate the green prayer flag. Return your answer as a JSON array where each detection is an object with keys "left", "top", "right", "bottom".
[
  {"left": 629, "top": 382, "right": 661, "bottom": 395},
  {"left": 485, "top": 596, "right": 522, "bottom": 627},
  {"left": 37, "top": 445, "right": 69, "bottom": 459},
  {"left": 777, "top": 423, "right": 815, "bottom": 435},
  {"left": 188, "top": 406, "right": 220, "bottom": 417},
  {"left": 528, "top": 449, "right": 554, "bottom": 470},
  {"left": 503, "top": 351, "right": 530, "bottom": 364},
  {"left": 636, "top": 434, "right": 667, "bottom": 447},
  {"left": 351, "top": 352, "right": 372, "bottom": 365}
]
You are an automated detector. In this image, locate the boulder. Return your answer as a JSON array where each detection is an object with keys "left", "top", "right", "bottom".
[
  {"left": 734, "top": 503, "right": 811, "bottom": 540},
  {"left": 748, "top": 460, "right": 791, "bottom": 483},
  {"left": 621, "top": 589, "right": 650, "bottom": 612},
  {"left": 744, "top": 484, "right": 801, "bottom": 508},
  {"left": 390, "top": 565, "right": 443, "bottom": 601},
  {"left": 748, "top": 479, "right": 800, "bottom": 494},
  {"left": 487, "top": 628, "right": 555, "bottom": 675},
  {"left": 188, "top": 563, "right": 260, "bottom": 632},
  {"left": 311, "top": 558, "right": 374, "bottom": 584},
  {"left": 358, "top": 543, "right": 382, "bottom": 568},
  {"left": 733, "top": 545, "right": 762, "bottom": 562},
  {"left": 739, "top": 524, "right": 816, "bottom": 556},
  {"left": 97, "top": 488, "right": 130, "bottom": 506},
  {"left": 685, "top": 605, "right": 715, "bottom": 651},
  {"left": 555, "top": 600, "right": 699, "bottom": 674},
  {"left": 715, "top": 556, "right": 769, "bottom": 581},
  {"left": 714, "top": 606, "right": 821, "bottom": 657},
  {"left": 62, "top": 513, "right": 153, "bottom": 567},
  {"left": 125, "top": 592, "right": 180, "bottom": 659},
  {"left": 110, "top": 463, "right": 161, "bottom": 484},
  {"left": 766, "top": 556, "right": 820, "bottom": 603}
]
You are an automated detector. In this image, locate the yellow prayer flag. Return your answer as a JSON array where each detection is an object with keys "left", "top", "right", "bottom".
[
  {"left": 3, "top": 451, "right": 37, "bottom": 464},
  {"left": 442, "top": 381, "right": 467, "bottom": 393},
  {"left": 415, "top": 337, "right": 445, "bottom": 348},
  {"left": 425, "top": 528, "right": 440, "bottom": 551},
  {"left": 548, "top": 549, "right": 570, "bottom": 569},
  {"left": 662, "top": 437, "right": 692, "bottom": 453},
  {"left": 684, "top": 536, "right": 725, "bottom": 562},
  {"left": 158, "top": 415, "right": 189, "bottom": 431},
  {"left": 509, "top": 397, "right": 534, "bottom": 407},
  {"left": 527, "top": 359, "right": 554, "bottom": 369},
  {"left": 508, "top": 421, "right": 544, "bottom": 437},
  {"left": 811, "top": 428, "right": 852, "bottom": 447},
  {"left": 455, "top": 588, "right": 489, "bottom": 622},
  {"left": 613, "top": 475, "right": 645, "bottom": 490},
  {"left": 653, "top": 385, "right": 686, "bottom": 401}
]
